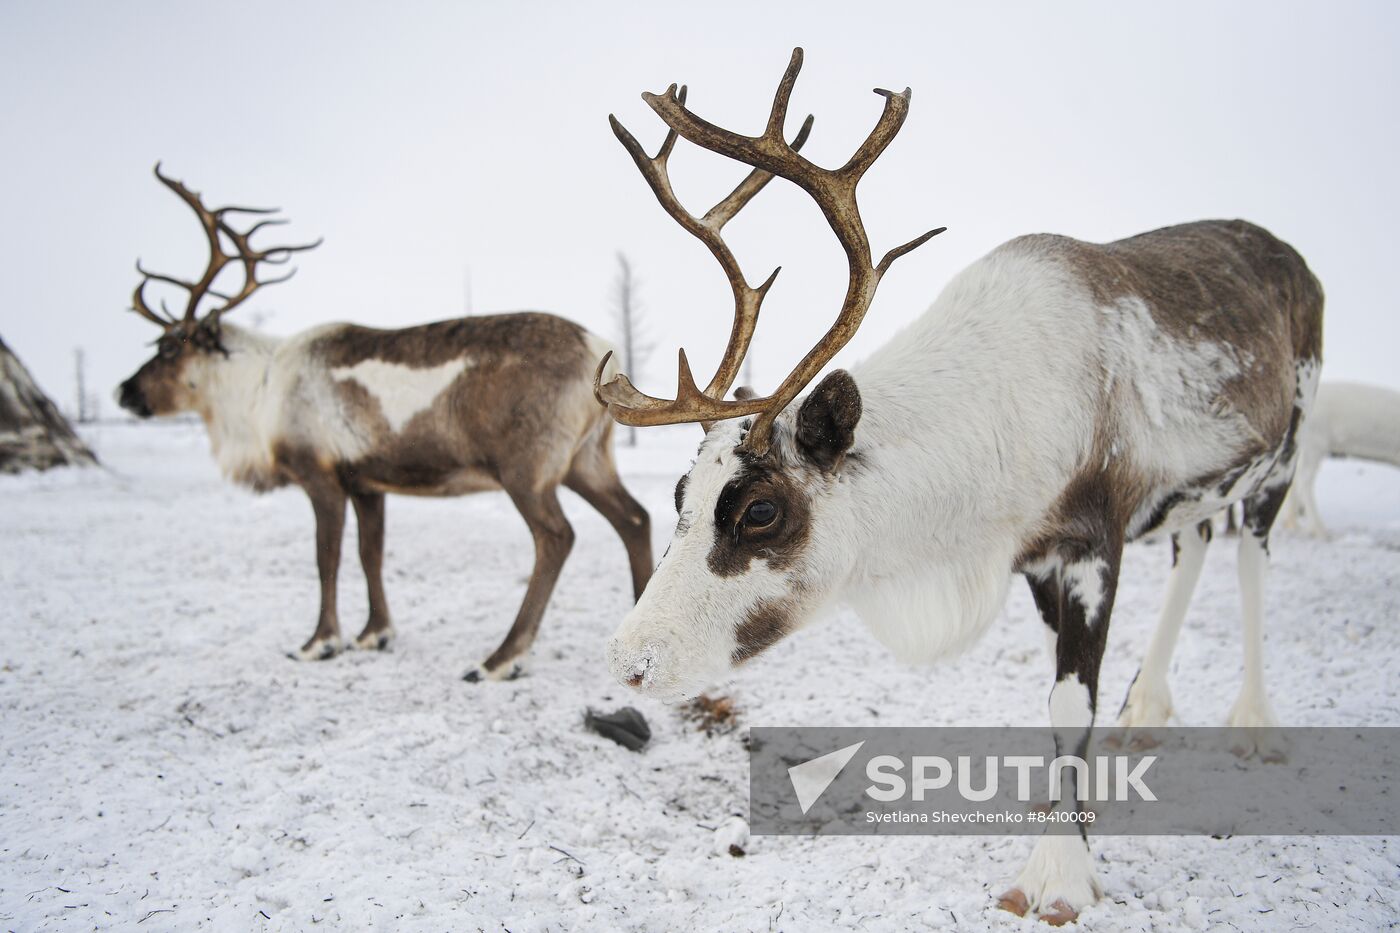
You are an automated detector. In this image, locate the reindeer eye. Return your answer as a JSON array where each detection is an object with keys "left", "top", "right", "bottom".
[
  {"left": 158, "top": 338, "right": 181, "bottom": 359},
  {"left": 743, "top": 500, "right": 778, "bottom": 528}
]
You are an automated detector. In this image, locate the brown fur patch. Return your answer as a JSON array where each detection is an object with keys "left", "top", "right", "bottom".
[
  {"left": 732, "top": 599, "right": 795, "bottom": 664},
  {"left": 1014, "top": 220, "right": 1323, "bottom": 446},
  {"left": 706, "top": 452, "right": 813, "bottom": 578},
  {"left": 795, "top": 370, "right": 862, "bottom": 471},
  {"left": 314, "top": 312, "right": 592, "bottom": 374},
  {"left": 1016, "top": 454, "right": 1142, "bottom": 571},
  {"left": 120, "top": 347, "right": 200, "bottom": 417},
  {"left": 305, "top": 312, "right": 606, "bottom": 497}
]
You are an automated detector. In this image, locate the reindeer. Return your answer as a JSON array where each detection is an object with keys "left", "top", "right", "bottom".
[
  {"left": 595, "top": 50, "right": 1322, "bottom": 924},
  {"left": 117, "top": 165, "right": 652, "bottom": 679},
  {"left": 1279, "top": 380, "right": 1400, "bottom": 537}
]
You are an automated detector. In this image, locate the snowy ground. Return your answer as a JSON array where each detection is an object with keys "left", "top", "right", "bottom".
[{"left": 3, "top": 421, "right": 1399, "bottom": 932}]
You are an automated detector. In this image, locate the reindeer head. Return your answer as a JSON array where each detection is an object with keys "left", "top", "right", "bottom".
[
  {"left": 117, "top": 165, "right": 319, "bottom": 418},
  {"left": 598, "top": 49, "right": 942, "bottom": 699}
]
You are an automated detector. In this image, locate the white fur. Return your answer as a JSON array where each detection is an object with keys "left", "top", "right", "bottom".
[
  {"left": 1102, "top": 295, "right": 1290, "bottom": 539},
  {"left": 1049, "top": 676, "right": 1093, "bottom": 731},
  {"left": 1230, "top": 533, "right": 1277, "bottom": 728},
  {"left": 181, "top": 326, "right": 284, "bottom": 484},
  {"left": 1009, "top": 835, "right": 1101, "bottom": 918},
  {"left": 585, "top": 333, "right": 621, "bottom": 385},
  {"left": 179, "top": 324, "right": 374, "bottom": 486},
  {"left": 1283, "top": 379, "right": 1400, "bottom": 536},
  {"left": 1061, "top": 558, "right": 1107, "bottom": 622},
  {"left": 330, "top": 358, "right": 469, "bottom": 433}
]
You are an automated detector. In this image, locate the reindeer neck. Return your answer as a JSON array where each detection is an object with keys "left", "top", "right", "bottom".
[
  {"left": 830, "top": 255, "right": 1098, "bottom": 654},
  {"left": 195, "top": 324, "right": 284, "bottom": 488}
]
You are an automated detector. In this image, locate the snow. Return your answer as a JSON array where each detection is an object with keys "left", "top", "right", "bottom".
[{"left": 2, "top": 421, "right": 1398, "bottom": 931}]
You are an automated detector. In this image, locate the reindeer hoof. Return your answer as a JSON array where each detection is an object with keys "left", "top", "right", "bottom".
[
  {"left": 354, "top": 626, "right": 396, "bottom": 652},
  {"left": 997, "top": 888, "right": 1030, "bottom": 917},
  {"left": 1040, "top": 899, "right": 1080, "bottom": 926},
  {"left": 1105, "top": 728, "right": 1163, "bottom": 753},
  {"left": 1226, "top": 706, "right": 1287, "bottom": 762},
  {"left": 463, "top": 661, "right": 524, "bottom": 683},
  {"left": 1005, "top": 835, "right": 1100, "bottom": 925},
  {"left": 1229, "top": 729, "right": 1288, "bottom": 763},
  {"left": 999, "top": 888, "right": 1082, "bottom": 925},
  {"left": 290, "top": 635, "right": 343, "bottom": 661}
]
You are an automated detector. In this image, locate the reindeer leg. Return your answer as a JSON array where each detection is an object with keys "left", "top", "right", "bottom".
[
  {"left": 564, "top": 439, "right": 653, "bottom": 600},
  {"left": 1227, "top": 486, "right": 1287, "bottom": 761},
  {"left": 1295, "top": 447, "right": 1327, "bottom": 539},
  {"left": 295, "top": 480, "right": 347, "bottom": 660},
  {"left": 1001, "top": 536, "right": 1122, "bottom": 926},
  {"left": 465, "top": 485, "right": 574, "bottom": 683},
  {"left": 1116, "top": 520, "right": 1211, "bottom": 731},
  {"left": 351, "top": 491, "right": 395, "bottom": 651},
  {"left": 1026, "top": 571, "right": 1060, "bottom": 660}
]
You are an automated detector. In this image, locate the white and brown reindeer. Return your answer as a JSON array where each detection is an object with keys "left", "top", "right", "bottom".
[
  {"left": 596, "top": 50, "right": 1322, "bottom": 924},
  {"left": 117, "top": 165, "right": 653, "bottom": 679}
]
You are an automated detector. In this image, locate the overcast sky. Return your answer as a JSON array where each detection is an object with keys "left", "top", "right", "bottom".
[{"left": 3, "top": 1, "right": 1397, "bottom": 417}]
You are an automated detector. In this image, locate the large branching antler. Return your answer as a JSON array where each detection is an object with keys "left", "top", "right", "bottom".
[
  {"left": 602, "top": 86, "right": 813, "bottom": 431},
  {"left": 596, "top": 48, "right": 944, "bottom": 453},
  {"left": 130, "top": 163, "right": 321, "bottom": 332}
]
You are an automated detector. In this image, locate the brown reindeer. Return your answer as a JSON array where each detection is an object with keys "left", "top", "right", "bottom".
[{"left": 117, "top": 164, "right": 652, "bottom": 680}]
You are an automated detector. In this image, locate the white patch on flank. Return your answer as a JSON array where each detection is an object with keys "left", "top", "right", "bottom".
[
  {"left": 1099, "top": 296, "right": 1241, "bottom": 431},
  {"left": 331, "top": 357, "right": 469, "bottom": 433},
  {"left": 1100, "top": 294, "right": 1256, "bottom": 493}
]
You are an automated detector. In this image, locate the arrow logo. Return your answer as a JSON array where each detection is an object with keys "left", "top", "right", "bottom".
[{"left": 787, "top": 741, "right": 865, "bottom": 814}]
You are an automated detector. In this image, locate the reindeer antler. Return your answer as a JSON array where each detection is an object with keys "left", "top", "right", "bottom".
[
  {"left": 130, "top": 163, "right": 321, "bottom": 332},
  {"left": 597, "top": 48, "right": 943, "bottom": 453}
]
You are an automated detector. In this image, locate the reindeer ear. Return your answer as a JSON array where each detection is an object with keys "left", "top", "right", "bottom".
[
  {"left": 733, "top": 386, "right": 758, "bottom": 401},
  {"left": 795, "top": 370, "right": 861, "bottom": 471}
]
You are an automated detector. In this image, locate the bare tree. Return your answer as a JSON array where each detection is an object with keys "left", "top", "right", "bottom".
[
  {"left": 611, "top": 253, "right": 652, "bottom": 446},
  {"left": 74, "top": 347, "right": 92, "bottom": 423}
]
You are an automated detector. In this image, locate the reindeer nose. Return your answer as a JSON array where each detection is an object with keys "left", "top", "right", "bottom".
[
  {"left": 117, "top": 379, "right": 151, "bottom": 417},
  {"left": 622, "top": 653, "right": 654, "bottom": 689},
  {"left": 609, "top": 637, "right": 664, "bottom": 692}
]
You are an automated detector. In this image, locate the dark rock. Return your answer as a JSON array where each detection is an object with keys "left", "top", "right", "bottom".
[{"left": 585, "top": 707, "right": 651, "bottom": 751}]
